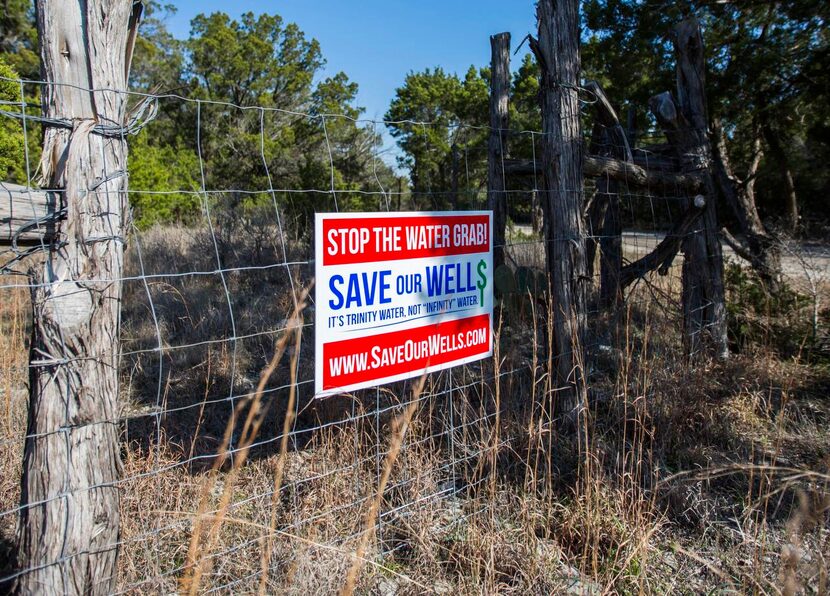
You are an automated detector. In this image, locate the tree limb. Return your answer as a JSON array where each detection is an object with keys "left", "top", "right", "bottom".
[
  {"left": 504, "top": 154, "right": 705, "bottom": 192},
  {"left": 719, "top": 227, "right": 755, "bottom": 262},
  {"left": 619, "top": 196, "right": 706, "bottom": 289}
]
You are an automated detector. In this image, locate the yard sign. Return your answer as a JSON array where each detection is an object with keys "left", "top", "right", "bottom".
[{"left": 315, "top": 211, "right": 493, "bottom": 396}]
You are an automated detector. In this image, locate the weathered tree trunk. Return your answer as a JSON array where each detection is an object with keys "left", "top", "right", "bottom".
[
  {"left": 16, "top": 1, "right": 139, "bottom": 594},
  {"left": 583, "top": 81, "right": 632, "bottom": 309},
  {"left": 650, "top": 18, "right": 728, "bottom": 359},
  {"left": 710, "top": 119, "right": 782, "bottom": 290},
  {"left": 487, "top": 32, "right": 510, "bottom": 273},
  {"left": 619, "top": 196, "right": 707, "bottom": 289},
  {"left": 450, "top": 142, "right": 460, "bottom": 211},
  {"left": 530, "top": 0, "right": 588, "bottom": 415},
  {"left": 761, "top": 122, "right": 799, "bottom": 234}
]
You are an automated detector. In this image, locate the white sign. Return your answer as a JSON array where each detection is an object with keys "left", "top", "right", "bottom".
[{"left": 315, "top": 211, "right": 493, "bottom": 396}]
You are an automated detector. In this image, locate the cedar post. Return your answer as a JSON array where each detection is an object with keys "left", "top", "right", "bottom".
[
  {"left": 649, "top": 18, "right": 728, "bottom": 359},
  {"left": 487, "top": 32, "right": 510, "bottom": 273},
  {"left": 450, "top": 142, "right": 460, "bottom": 210},
  {"left": 16, "top": 1, "right": 140, "bottom": 593},
  {"left": 531, "top": 0, "right": 588, "bottom": 415}
]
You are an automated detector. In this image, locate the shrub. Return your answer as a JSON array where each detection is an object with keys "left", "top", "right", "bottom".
[
  {"left": 724, "top": 262, "right": 813, "bottom": 356},
  {"left": 0, "top": 56, "right": 25, "bottom": 182},
  {"left": 128, "top": 129, "right": 202, "bottom": 229}
]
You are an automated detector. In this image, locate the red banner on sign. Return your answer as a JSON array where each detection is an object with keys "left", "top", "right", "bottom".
[
  {"left": 322, "top": 314, "right": 490, "bottom": 390},
  {"left": 322, "top": 214, "right": 489, "bottom": 266}
]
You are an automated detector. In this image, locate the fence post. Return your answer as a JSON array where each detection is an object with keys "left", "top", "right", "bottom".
[
  {"left": 651, "top": 17, "right": 728, "bottom": 359},
  {"left": 16, "top": 1, "right": 140, "bottom": 593},
  {"left": 487, "top": 32, "right": 510, "bottom": 273},
  {"left": 451, "top": 142, "right": 460, "bottom": 210},
  {"left": 531, "top": 0, "right": 588, "bottom": 416}
]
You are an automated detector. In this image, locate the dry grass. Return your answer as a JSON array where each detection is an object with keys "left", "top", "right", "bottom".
[
  {"left": 0, "top": 283, "right": 27, "bottom": 580},
  {"left": 0, "top": 225, "right": 828, "bottom": 594}
]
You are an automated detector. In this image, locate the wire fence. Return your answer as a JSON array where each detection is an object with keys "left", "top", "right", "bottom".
[{"left": 0, "top": 75, "right": 755, "bottom": 593}]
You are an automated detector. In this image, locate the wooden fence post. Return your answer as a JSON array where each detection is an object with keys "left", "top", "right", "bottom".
[
  {"left": 531, "top": 0, "right": 588, "bottom": 415},
  {"left": 649, "top": 17, "right": 728, "bottom": 359},
  {"left": 487, "top": 32, "right": 510, "bottom": 273},
  {"left": 16, "top": 1, "right": 140, "bottom": 593},
  {"left": 450, "top": 142, "right": 460, "bottom": 210}
]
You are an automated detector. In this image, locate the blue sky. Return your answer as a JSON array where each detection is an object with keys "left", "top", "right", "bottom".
[{"left": 166, "top": 1, "right": 536, "bottom": 145}]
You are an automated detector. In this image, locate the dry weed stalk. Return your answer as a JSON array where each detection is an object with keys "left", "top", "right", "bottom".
[
  {"left": 258, "top": 300, "right": 303, "bottom": 595},
  {"left": 187, "top": 345, "right": 212, "bottom": 464},
  {"left": 180, "top": 285, "right": 310, "bottom": 595},
  {"left": 339, "top": 374, "right": 426, "bottom": 596}
]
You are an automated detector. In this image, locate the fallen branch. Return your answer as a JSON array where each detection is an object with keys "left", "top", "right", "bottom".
[{"left": 504, "top": 154, "right": 705, "bottom": 193}]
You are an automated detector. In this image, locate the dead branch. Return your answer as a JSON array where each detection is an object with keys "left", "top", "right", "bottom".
[{"left": 619, "top": 196, "right": 707, "bottom": 289}]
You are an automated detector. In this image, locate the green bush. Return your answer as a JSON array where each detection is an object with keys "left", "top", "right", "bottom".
[
  {"left": 0, "top": 56, "right": 26, "bottom": 182},
  {"left": 128, "top": 129, "right": 202, "bottom": 229},
  {"left": 724, "top": 262, "right": 812, "bottom": 356}
]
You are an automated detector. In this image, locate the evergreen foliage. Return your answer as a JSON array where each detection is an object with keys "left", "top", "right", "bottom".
[
  {"left": 0, "top": 2, "right": 826, "bottom": 232},
  {"left": 0, "top": 56, "right": 26, "bottom": 182},
  {"left": 0, "top": 2, "right": 397, "bottom": 232}
]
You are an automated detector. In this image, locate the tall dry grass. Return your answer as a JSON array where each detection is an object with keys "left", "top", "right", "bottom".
[
  {"left": 0, "top": 224, "right": 827, "bottom": 594},
  {"left": 0, "top": 283, "right": 27, "bottom": 582}
]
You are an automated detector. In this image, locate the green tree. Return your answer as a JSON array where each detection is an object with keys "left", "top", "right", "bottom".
[
  {"left": 127, "top": 130, "right": 201, "bottom": 229},
  {"left": 510, "top": 54, "right": 541, "bottom": 141},
  {"left": 186, "top": 12, "right": 323, "bottom": 196},
  {"left": 0, "top": 3, "right": 41, "bottom": 185},
  {"left": 3, "top": 5, "right": 395, "bottom": 229},
  {"left": 181, "top": 11, "right": 393, "bottom": 234},
  {"left": 386, "top": 59, "right": 547, "bottom": 213},
  {"left": 303, "top": 73, "right": 389, "bottom": 211},
  {"left": 386, "top": 67, "right": 489, "bottom": 209},
  {"left": 188, "top": 12, "right": 322, "bottom": 109},
  {"left": 130, "top": 2, "right": 185, "bottom": 93},
  {"left": 0, "top": 0, "right": 38, "bottom": 80},
  {"left": 0, "top": 56, "right": 26, "bottom": 182}
]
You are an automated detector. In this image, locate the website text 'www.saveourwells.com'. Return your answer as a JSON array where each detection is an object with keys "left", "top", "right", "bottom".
[{"left": 323, "top": 313, "right": 490, "bottom": 390}]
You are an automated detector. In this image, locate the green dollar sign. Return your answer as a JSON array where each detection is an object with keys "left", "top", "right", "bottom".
[{"left": 476, "top": 259, "right": 487, "bottom": 306}]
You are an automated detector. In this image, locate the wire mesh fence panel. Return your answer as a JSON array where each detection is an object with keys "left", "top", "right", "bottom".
[{"left": 0, "top": 73, "right": 729, "bottom": 594}]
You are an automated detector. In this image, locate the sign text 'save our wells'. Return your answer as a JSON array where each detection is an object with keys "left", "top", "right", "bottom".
[{"left": 315, "top": 211, "right": 493, "bottom": 396}]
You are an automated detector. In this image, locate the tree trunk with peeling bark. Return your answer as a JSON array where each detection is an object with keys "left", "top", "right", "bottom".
[
  {"left": 582, "top": 80, "right": 632, "bottom": 309},
  {"left": 531, "top": 0, "right": 588, "bottom": 415},
  {"left": 16, "top": 1, "right": 139, "bottom": 594}
]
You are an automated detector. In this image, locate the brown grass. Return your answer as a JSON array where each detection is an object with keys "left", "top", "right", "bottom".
[{"left": 0, "top": 225, "right": 828, "bottom": 594}]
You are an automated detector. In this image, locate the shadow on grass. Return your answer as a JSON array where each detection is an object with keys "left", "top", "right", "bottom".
[{"left": 0, "top": 531, "right": 16, "bottom": 594}]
